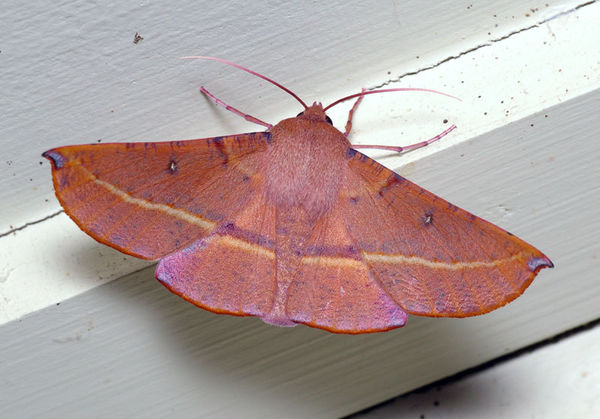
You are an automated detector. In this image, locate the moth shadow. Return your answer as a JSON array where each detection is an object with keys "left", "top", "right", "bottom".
[
  {"left": 354, "top": 364, "right": 532, "bottom": 418},
  {"left": 91, "top": 266, "right": 508, "bottom": 415}
]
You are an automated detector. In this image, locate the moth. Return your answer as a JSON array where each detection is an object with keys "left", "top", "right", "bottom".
[{"left": 43, "top": 57, "right": 553, "bottom": 334}]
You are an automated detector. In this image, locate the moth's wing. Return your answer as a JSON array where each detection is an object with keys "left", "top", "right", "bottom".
[
  {"left": 155, "top": 189, "right": 278, "bottom": 319},
  {"left": 340, "top": 149, "right": 553, "bottom": 317},
  {"left": 43, "top": 132, "right": 271, "bottom": 260},
  {"left": 285, "top": 210, "right": 408, "bottom": 333}
]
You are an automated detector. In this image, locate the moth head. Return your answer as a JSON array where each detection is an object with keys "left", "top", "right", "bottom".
[{"left": 297, "top": 102, "right": 333, "bottom": 125}]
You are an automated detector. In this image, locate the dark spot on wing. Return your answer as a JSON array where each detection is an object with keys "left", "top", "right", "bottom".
[
  {"left": 218, "top": 222, "right": 235, "bottom": 234},
  {"left": 423, "top": 211, "right": 433, "bottom": 226},
  {"left": 392, "top": 171, "right": 406, "bottom": 184},
  {"left": 243, "top": 131, "right": 273, "bottom": 145},
  {"left": 447, "top": 202, "right": 458, "bottom": 212},
  {"left": 212, "top": 137, "right": 228, "bottom": 164},
  {"left": 217, "top": 222, "right": 275, "bottom": 249},
  {"left": 346, "top": 148, "right": 358, "bottom": 159},
  {"left": 168, "top": 159, "right": 178, "bottom": 174}
]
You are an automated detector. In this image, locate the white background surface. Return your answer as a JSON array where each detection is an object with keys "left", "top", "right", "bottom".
[
  {"left": 353, "top": 322, "right": 600, "bottom": 418},
  {"left": 1, "top": 1, "right": 599, "bottom": 417}
]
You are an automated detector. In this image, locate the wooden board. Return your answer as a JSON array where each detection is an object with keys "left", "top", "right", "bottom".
[
  {"left": 1, "top": 1, "right": 599, "bottom": 417},
  {"left": 352, "top": 323, "right": 600, "bottom": 418}
]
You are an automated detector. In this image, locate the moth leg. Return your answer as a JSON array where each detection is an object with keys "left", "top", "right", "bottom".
[
  {"left": 344, "top": 88, "right": 366, "bottom": 136},
  {"left": 351, "top": 124, "right": 457, "bottom": 153}
]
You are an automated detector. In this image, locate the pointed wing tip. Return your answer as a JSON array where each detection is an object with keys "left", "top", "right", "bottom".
[
  {"left": 527, "top": 255, "right": 554, "bottom": 272},
  {"left": 42, "top": 149, "right": 66, "bottom": 169}
]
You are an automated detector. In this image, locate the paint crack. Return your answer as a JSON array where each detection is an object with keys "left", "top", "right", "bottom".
[
  {"left": 373, "top": 0, "right": 596, "bottom": 89},
  {"left": 0, "top": 210, "right": 64, "bottom": 239}
]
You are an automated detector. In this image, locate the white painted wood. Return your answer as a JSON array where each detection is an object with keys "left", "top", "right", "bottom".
[
  {"left": 353, "top": 324, "right": 600, "bottom": 418},
  {"left": 1, "top": 0, "right": 599, "bottom": 417}
]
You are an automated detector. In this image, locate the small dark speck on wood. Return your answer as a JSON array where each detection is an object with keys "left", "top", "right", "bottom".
[{"left": 134, "top": 32, "right": 144, "bottom": 44}]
